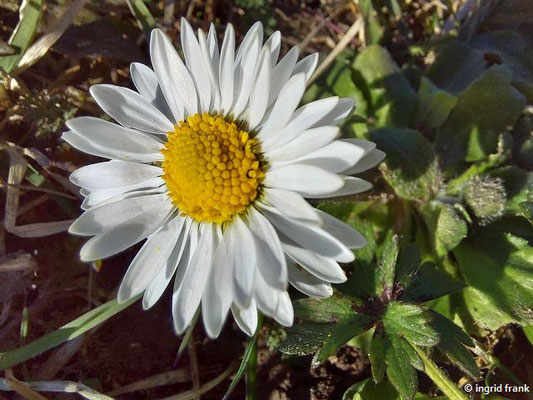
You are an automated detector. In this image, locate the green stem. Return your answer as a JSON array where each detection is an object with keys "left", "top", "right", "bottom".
[
  {"left": 245, "top": 330, "right": 258, "bottom": 400},
  {"left": 412, "top": 345, "right": 468, "bottom": 400}
]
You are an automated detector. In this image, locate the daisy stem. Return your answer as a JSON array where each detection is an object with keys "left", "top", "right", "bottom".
[
  {"left": 245, "top": 313, "right": 263, "bottom": 400},
  {"left": 413, "top": 345, "right": 468, "bottom": 400}
]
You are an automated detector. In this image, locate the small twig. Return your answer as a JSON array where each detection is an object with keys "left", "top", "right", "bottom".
[{"left": 308, "top": 17, "right": 363, "bottom": 85}]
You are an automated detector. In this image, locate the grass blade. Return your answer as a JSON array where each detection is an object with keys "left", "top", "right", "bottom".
[
  {"left": 0, "top": 0, "right": 43, "bottom": 73},
  {"left": 222, "top": 314, "right": 262, "bottom": 400},
  {"left": 125, "top": 0, "right": 156, "bottom": 32},
  {"left": 0, "top": 296, "right": 140, "bottom": 370}
]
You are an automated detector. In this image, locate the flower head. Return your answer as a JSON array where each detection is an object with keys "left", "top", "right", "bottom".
[{"left": 64, "top": 19, "right": 385, "bottom": 338}]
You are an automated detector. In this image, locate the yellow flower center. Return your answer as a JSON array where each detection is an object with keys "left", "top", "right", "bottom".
[{"left": 162, "top": 113, "right": 264, "bottom": 225}]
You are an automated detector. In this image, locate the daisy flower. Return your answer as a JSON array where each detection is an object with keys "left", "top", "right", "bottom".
[{"left": 64, "top": 19, "right": 385, "bottom": 338}]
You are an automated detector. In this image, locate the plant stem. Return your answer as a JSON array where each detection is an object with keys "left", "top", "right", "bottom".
[
  {"left": 245, "top": 331, "right": 258, "bottom": 400},
  {"left": 412, "top": 345, "right": 468, "bottom": 400}
]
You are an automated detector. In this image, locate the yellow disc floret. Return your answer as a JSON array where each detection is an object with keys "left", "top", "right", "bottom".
[{"left": 162, "top": 113, "right": 264, "bottom": 224}]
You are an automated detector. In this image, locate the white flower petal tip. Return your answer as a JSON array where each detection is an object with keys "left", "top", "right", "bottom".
[{"left": 65, "top": 19, "right": 382, "bottom": 338}]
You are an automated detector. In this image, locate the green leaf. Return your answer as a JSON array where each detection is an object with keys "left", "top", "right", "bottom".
[
  {"left": 344, "top": 378, "right": 400, "bottom": 400},
  {"left": 222, "top": 317, "right": 261, "bottom": 400},
  {"left": 313, "top": 314, "right": 374, "bottom": 366},
  {"left": 0, "top": 296, "right": 139, "bottom": 370},
  {"left": 377, "top": 235, "right": 398, "bottom": 298},
  {"left": 0, "top": 0, "right": 43, "bottom": 73},
  {"left": 382, "top": 302, "right": 439, "bottom": 346},
  {"left": 370, "top": 330, "right": 386, "bottom": 383},
  {"left": 385, "top": 335, "right": 418, "bottom": 400},
  {"left": 360, "top": 0, "right": 383, "bottom": 45},
  {"left": 454, "top": 231, "right": 533, "bottom": 327},
  {"left": 294, "top": 295, "right": 362, "bottom": 323},
  {"left": 427, "top": 41, "right": 487, "bottom": 94},
  {"left": 125, "top": 0, "right": 155, "bottom": 32},
  {"left": 370, "top": 128, "right": 440, "bottom": 200},
  {"left": 469, "top": 31, "right": 533, "bottom": 88},
  {"left": 436, "top": 65, "right": 526, "bottom": 169},
  {"left": 394, "top": 243, "right": 422, "bottom": 289},
  {"left": 420, "top": 202, "right": 468, "bottom": 258},
  {"left": 353, "top": 45, "right": 417, "bottom": 128},
  {"left": 278, "top": 323, "right": 332, "bottom": 356},
  {"left": 402, "top": 263, "right": 466, "bottom": 303},
  {"left": 429, "top": 311, "right": 480, "bottom": 378},
  {"left": 521, "top": 202, "right": 533, "bottom": 224},
  {"left": 414, "top": 77, "right": 458, "bottom": 130},
  {"left": 281, "top": 303, "right": 374, "bottom": 366}
]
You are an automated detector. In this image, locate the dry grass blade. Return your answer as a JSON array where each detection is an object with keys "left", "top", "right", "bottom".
[
  {"left": 106, "top": 363, "right": 220, "bottom": 396},
  {"left": 308, "top": 17, "right": 363, "bottom": 85},
  {"left": 17, "top": 0, "right": 87, "bottom": 71},
  {"left": 2, "top": 145, "right": 74, "bottom": 237},
  {"left": 0, "top": 378, "right": 113, "bottom": 400},
  {"left": 160, "top": 361, "right": 238, "bottom": 400},
  {"left": 3, "top": 370, "right": 49, "bottom": 400}
]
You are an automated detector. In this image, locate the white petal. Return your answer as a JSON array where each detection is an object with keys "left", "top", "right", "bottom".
[
  {"left": 231, "top": 299, "right": 258, "bottom": 337},
  {"left": 207, "top": 24, "right": 220, "bottom": 67},
  {"left": 265, "top": 126, "right": 340, "bottom": 162},
  {"left": 262, "top": 188, "right": 321, "bottom": 225},
  {"left": 268, "top": 46, "right": 299, "bottom": 106},
  {"left": 202, "top": 226, "right": 234, "bottom": 338},
  {"left": 150, "top": 28, "right": 197, "bottom": 120},
  {"left": 283, "top": 242, "right": 347, "bottom": 283},
  {"left": 62, "top": 130, "right": 163, "bottom": 164},
  {"left": 70, "top": 161, "right": 161, "bottom": 189},
  {"left": 279, "top": 140, "right": 365, "bottom": 174},
  {"left": 316, "top": 209, "right": 366, "bottom": 249},
  {"left": 288, "top": 263, "right": 333, "bottom": 298},
  {"left": 247, "top": 208, "right": 287, "bottom": 290},
  {"left": 232, "top": 33, "right": 261, "bottom": 117},
  {"left": 313, "top": 98, "right": 355, "bottom": 127},
  {"left": 81, "top": 179, "right": 165, "bottom": 210},
  {"left": 232, "top": 216, "right": 257, "bottom": 308},
  {"left": 247, "top": 46, "right": 271, "bottom": 129},
  {"left": 172, "top": 224, "right": 216, "bottom": 334},
  {"left": 66, "top": 117, "right": 164, "bottom": 156},
  {"left": 79, "top": 200, "right": 173, "bottom": 261},
  {"left": 304, "top": 176, "right": 373, "bottom": 199},
  {"left": 273, "top": 292, "right": 293, "bottom": 327},
  {"left": 70, "top": 192, "right": 169, "bottom": 235},
  {"left": 130, "top": 62, "right": 172, "bottom": 119},
  {"left": 264, "top": 31, "right": 281, "bottom": 65},
  {"left": 198, "top": 29, "right": 221, "bottom": 110},
  {"left": 181, "top": 18, "right": 212, "bottom": 113},
  {"left": 254, "top": 266, "right": 280, "bottom": 316},
  {"left": 262, "top": 97, "right": 340, "bottom": 152},
  {"left": 257, "top": 73, "right": 306, "bottom": 141},
  {"left": 342, "top": 149, "right": 385, "bottom": 175},
  {"left": 260, "top": 205, "right": 354, "bottom": 263},
  {"left": 292, "top": 53, "right": 319, "bottom": 82},
  {"left": 142, "top": 217, "right": 191, "bottom": 309},
  {"left": 265, "top": 164, "right": 344, "bottom": 195},
  {"left": 117, "top": 217, "right": 185, "bottom": 302},
  {"left": 219, "top": 24, "right": 235, "bottom": 114},
  {"left": 89, "top": 84, "right": 174, "bottom": 134},
  {"left": 235, "top": 22, "right": 263, "bottom": 64}
]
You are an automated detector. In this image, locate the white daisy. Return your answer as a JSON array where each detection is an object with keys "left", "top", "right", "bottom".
[{"left": 64, "top": 19, "right": 385, "bottom": 338}]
